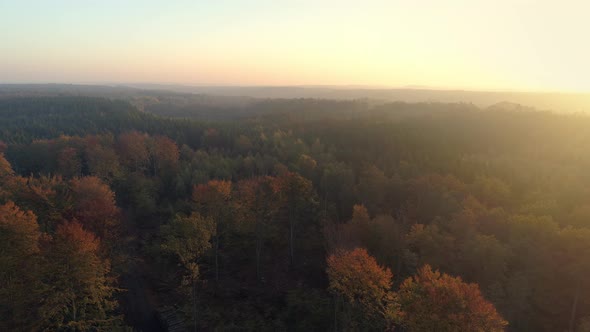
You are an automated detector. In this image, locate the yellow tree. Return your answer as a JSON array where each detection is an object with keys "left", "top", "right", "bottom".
[
  {"left": 39, "top": 221, "right": 120, "bottom": 331},
  {"left": 0, "top": 201, "right": 42, "bottom": 331}
]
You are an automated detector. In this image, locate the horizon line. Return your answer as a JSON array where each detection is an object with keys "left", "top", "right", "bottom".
[{"left": 1, "top": 81, "right": 590, "bottom": 95}]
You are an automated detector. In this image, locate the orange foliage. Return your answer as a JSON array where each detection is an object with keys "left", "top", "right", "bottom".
[
  {"left": 57, "top": 147, "right": 81, "bottom": 178},
  {"left": 0, "top": 202, "right": 42, "bottom": 330},
  {"left": 0, "top": 154, "right": 16, "bottom": 200},
  {"left": 0, "top": 153, "right": 14, "bottom": 179},
  {"left": 273, "top": 171, "right": 313, "bottom": 196},
  {"left": 70, "top": 176, "right": 119, "bottom": 239},
  {"left": 15, "top": 175, "right": 68, "bottom": 232},
  {"left": 234, "top": 178, "right": 257, "bottom": 209},
  {"left": 351, "top": 204, "right": 370, "bottom": 224},
  {"left": 117, "top": 131, "right": 149, "bottom": 170},
  {"left": 54, "top": 220, "right": 100, "bottom": 254},
  {"left": 40, "top": 221, "right": 117, "bottom": 330},
  {"left": 148, "top": 135, "right": 179, "bottom": 173},
  {"left": 193, "top": 180, "right": 232, "bottom": 208},
  {"left": 193, "top": 180, "right": 231, "bottom": 223},
  {"left": 235, "top": 176, "right": 278, "bottom": 212},
  {"left": 397, "top": 264, "right": 508, "bottom": 332},
  {"left": 326, "top": 248, "right": 394, "bottom": 319},
  {"left": 0, "top": 201, "right": 40, "bottom": 258}
]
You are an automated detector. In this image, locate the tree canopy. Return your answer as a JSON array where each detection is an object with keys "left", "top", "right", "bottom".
[{"left": 2, "top": 95, "right": 590, "bottom": 331}]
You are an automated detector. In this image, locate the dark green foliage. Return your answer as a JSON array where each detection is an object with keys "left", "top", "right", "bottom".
[{"left": 0, "top": 97, "right": 206, "bottom": 147}]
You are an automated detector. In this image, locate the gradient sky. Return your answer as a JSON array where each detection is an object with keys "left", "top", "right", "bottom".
[{"left": 1, "top": 0, "right": 589, "bottom": 92}]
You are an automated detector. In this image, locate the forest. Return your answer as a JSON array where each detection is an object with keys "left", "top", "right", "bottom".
[{"left": 2, "top": 95, "right": 590, "bottom": 331}]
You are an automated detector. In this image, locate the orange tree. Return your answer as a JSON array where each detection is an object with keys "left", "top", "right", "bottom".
[
  {"left": 326, "top": 248, "right": 398, "bottom": 330},
  {"left": 397, "top": 264, "right": 508, "bottom": 332}
]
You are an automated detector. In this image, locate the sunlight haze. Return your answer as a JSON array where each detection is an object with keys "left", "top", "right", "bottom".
[
  {"left": 1, "top": 0, "right": 589, "bottom": 92},
  {"left": 5, "top": 2, "right": 590, "bottom": 331}
]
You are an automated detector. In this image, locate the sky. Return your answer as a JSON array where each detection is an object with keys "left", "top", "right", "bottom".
[{"left": 1, "top": 0, "right": 589, "bottom": 92}]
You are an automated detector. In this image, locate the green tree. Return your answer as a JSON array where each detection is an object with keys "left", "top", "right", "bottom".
[
  {"left": 192, "top": 179, "right": 232, "bottom": 282},
  {"left": 161, "top": 212, "right": 215, "bottom": 332},
  {"left": 234, "top": 176, "right": 280, "bottom": 282},
  {"left": 275, "top": 172, "right": 318, "bottom": 267}
]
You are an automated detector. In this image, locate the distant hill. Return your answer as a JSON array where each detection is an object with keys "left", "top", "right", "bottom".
[
  {"left": 1, "top": 84, "right": 589, "bottom": 114},
  {"left": 127, "top": 84, "right": 590, "bottom": 113},
  {"left": 0, "top": 96, "right": 205, "bottom": 144}
]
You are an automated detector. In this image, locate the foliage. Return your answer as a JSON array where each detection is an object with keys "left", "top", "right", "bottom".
[
  {"left": 160, "top": 212, "right": 215, "bottom": 281},
  {"left": 3, "top": 96, "right": 590, "bottom": 331},
  {"left": 0, "top": 201, "right": 42, "bottom": 330},
  {"left": 397, "top": 265, "right": 507, "bottom": 331},
  {"left": 327, "top": 248, "right": 397, "bottom": 329},
  {"left": 39, "top": 221, "right": 121, "bottom": 331}
]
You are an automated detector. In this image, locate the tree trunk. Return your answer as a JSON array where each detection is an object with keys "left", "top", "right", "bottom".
[
  {"left": 256, "top": 218, "right": 262, "bottom": 282},
  {"left": 289, "top": 216, "right": 294, "bottom": 267},
  {"left": 569, "top": 280, "right": 581, "bottom": 332},
  {"left": 256, "top": 239, "right": 262, "bottom": 282},
  {"left": 396, "top": 255, "right": 403, "bottom": 279},
  {"left": 214, "top": 234, "right": 219, "bottom": 282},
  {"left": 288, "top": 199, "right": 297, "bottom": 268},
  {"left": 192, "top": 280, "right": 197, "bottom": 332},
  {"left": 72, "top": 298, "right": 77, "bottom": 322},
  {"left": 334, "top": 295, "right": 339, "bottom": 332}
]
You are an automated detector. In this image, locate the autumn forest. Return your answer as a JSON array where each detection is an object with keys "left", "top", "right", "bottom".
[{"left": 2, "top": 93, "right": 590, "bottom": 332}]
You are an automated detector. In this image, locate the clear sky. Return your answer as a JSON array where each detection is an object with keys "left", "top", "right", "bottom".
[{"left": 1, "top": 0, "right": 589, "bottom": 92}]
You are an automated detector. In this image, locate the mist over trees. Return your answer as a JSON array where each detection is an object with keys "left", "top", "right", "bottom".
[{"left": 2, "top": 94, "right": 590, "bottom": 331}]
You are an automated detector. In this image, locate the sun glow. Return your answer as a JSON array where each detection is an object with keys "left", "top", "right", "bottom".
[{"left": 1, "top": 0, "right": 589, "bottom": 92}]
